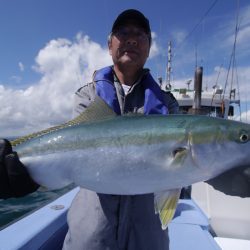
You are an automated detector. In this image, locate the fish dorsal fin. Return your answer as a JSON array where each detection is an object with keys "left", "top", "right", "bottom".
[
  {"left": 69, "top": 95, "right": 117, "bottom": 125},
  {"left": 11, "top": 95, "right": 116, "bottom": 147},
  {"left": 154, "top": 188, "right": 181, "bottom": 230}
]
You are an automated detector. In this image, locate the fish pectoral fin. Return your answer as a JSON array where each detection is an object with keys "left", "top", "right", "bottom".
[
  {"left": 172, "top": 147, "right": 188, "bottom": 164},
  {"left": 154, "top": 189, "right": 181, "bottom": 230}
]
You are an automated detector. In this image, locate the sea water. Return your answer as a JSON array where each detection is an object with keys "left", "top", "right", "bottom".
[{"left": 0, "top": 184, "right": 74, "bottom": 230}]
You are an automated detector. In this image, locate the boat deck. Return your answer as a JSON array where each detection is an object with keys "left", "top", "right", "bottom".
[{"left": 0, "top": 187, "right": 249, "bottom": 250}]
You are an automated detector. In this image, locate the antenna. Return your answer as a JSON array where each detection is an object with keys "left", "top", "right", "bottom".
[{"left": 166, "top": 41, "right": 172, "bottom": 90}]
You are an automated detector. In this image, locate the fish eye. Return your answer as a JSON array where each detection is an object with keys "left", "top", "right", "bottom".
[{"left": 239, "top": 132, "right": 249, "bottom": 143}]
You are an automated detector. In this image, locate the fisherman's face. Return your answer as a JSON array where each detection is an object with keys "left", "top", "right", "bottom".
[{"left": 108, "top": 23, "right": 150, "bottom": 70}]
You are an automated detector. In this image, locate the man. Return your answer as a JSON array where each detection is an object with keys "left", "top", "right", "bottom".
[{"left": 63, "top": 9, "right": 179, "bottom": 250}]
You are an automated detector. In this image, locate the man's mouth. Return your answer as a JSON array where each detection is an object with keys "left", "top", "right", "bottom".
[{"left": 123, "top": 49, "right": 138, "bottom": 55}]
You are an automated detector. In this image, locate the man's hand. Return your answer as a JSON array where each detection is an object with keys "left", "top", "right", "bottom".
[
  {"left": 206, "top": 165, "right": 250, "bottom": 198},
  {"left": 0, "top": 139, "right": 39, "bottom": 199}
]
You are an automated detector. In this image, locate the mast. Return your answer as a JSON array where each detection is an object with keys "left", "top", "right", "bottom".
[{"left": 166, "top": 41, "right": 172, "bottom": 90}]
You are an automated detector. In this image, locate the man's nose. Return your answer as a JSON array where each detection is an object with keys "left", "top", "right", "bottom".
[{"left": 125, "top": 36, "right": 138, "bottom": 46}]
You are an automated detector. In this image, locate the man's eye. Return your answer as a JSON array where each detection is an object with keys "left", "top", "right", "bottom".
[
  {"left": 114, "top": 29, "right": 148, "bottom": 41},
  {"left": 116, "top": 30, "right": 128, "bottom": 37},
  {"left": 120, "top": 30, "right": 128, "bottom": 36}
]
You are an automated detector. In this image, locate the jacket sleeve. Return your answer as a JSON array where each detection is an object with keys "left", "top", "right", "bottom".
[
  {"left": 73, "top": 82, "right": 96, "bottom": 117},
  {"left": 206, "top": 165, "right": 250, "bottom": 198}
]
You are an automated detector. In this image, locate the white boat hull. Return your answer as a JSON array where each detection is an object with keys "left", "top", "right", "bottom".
[{"left": 192, "top": 182, "right": 250, "bottom": 240}]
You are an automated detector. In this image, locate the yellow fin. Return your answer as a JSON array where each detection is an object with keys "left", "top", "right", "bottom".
[{"left": 154, "top": 189, "right": 181, "bottom": 230}]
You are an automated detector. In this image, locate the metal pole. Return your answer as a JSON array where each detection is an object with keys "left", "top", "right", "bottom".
[{"left": 192, "top": 66, "right": 203, "bottom": 110}]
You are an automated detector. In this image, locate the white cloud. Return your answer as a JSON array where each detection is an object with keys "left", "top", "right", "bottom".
[
  {"left": 18, "top": 62, "right": 25, "bottom": 72},
  {"left": 170, "top": 30, "right": 188, "bottom": 45},
  {"left": 10, "top": 75, "right": 22, "bottom": 84},
  {"left": 149, "top": 32, "right": 160, "bottom": 58},
  {"left": 237, "top": 25, "right": 250, "bottom": 45},
  {"left": 218, "top": 4, "right": 250, "bottom": 55},
  {"left": 240, "top": 4, "right": 250, "bottom": 28},
  {"left": 0, "top": 32, "right": 160, "bottom": 137},
  {"left": 224, "top": 22, "right": 250, "bottom": 53},
  {"left": 0, "top": 33, "right": 112, "bottom": 137}
]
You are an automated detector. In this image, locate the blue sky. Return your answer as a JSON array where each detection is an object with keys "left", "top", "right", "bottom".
[{"left": 0, "top": 0, "right": 250, "bottom": 136}]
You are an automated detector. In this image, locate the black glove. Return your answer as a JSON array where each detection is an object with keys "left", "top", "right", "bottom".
[
  {"left": 0, "top": 139, "right": 39, "bottom": 199},
  {"left": 206, "top": 165, "right": 250, "bottom": 198}
]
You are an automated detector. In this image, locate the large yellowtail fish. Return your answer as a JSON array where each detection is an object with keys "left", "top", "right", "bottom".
[{"left": 10, "top": 96, "right": 250, "bottom": 229}]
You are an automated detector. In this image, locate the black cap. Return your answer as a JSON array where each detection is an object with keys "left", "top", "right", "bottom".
[{"left": 111, "top": 9, "right": 151, "bottom": 35}]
